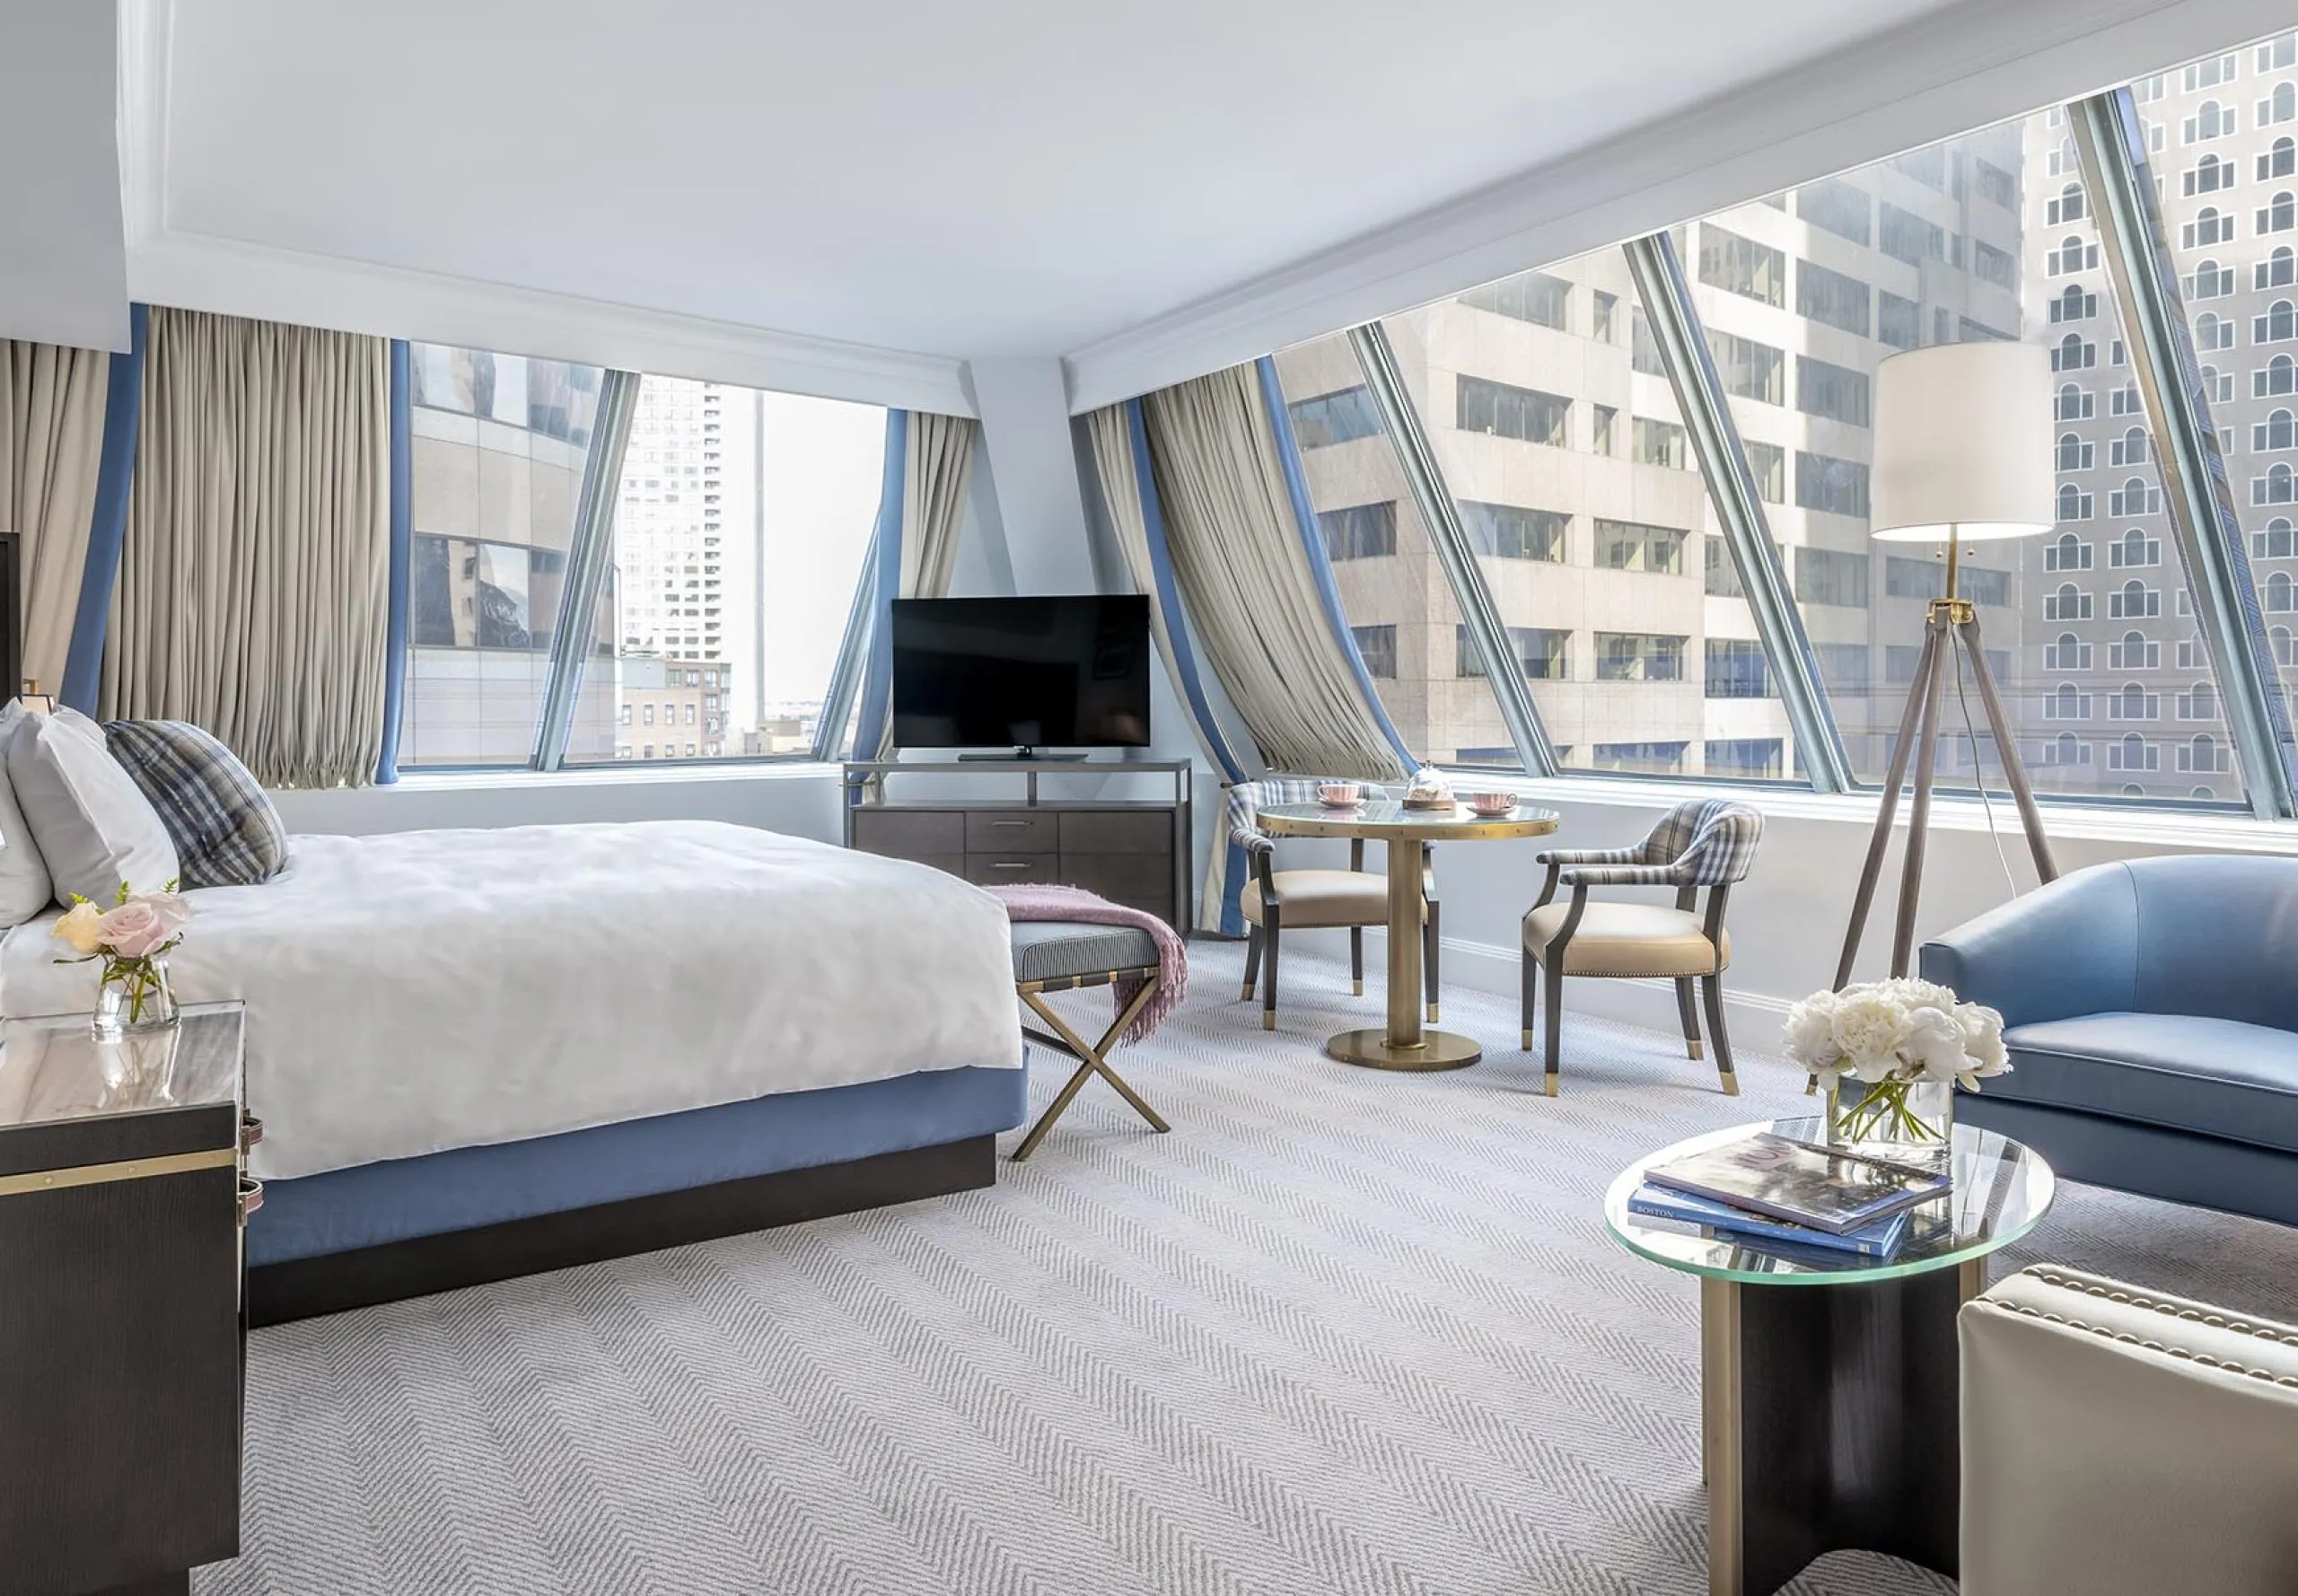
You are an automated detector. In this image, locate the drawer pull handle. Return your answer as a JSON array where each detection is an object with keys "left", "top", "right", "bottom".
[
  {"left": 989, "top": 819, "right": 1031, "bottom": 829},
  {"left": 241, "top": 1114, "right": 264, "bottom": 1151},
  {"left": 239, "top": 1176, "right": 264, "bottom": 1220},
  {"left": 991, "top": 862, "right": 1034, "bottom": 872}
]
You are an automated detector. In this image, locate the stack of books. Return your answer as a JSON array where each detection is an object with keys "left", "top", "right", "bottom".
[{"left": 1628, "top": 1132, "right": 1954, "bottom": 1261}]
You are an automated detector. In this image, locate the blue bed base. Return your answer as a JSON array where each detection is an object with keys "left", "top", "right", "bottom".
[{"left": 247, "top": 1063, "right": 1027, "bottom": 1275}]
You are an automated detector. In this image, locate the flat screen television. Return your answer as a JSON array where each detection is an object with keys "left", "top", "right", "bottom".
[{"left": 890, "top": 594, "right": 1152, "bottom": 757}]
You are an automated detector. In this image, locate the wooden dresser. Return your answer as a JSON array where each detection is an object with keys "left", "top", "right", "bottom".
[
  {"left": 844, "top": 759, "right": 1192, "bottom": 929},
  {"left": 0, "top": 1004, "right": 250, "bottom": 1596}
]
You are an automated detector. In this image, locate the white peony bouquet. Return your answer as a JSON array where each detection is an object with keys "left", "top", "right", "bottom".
[{"left": 1783, "top": 977, "right": 2009, "bottom": 1144}]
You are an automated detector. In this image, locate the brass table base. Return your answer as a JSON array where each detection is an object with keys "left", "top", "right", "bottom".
[{"left": 1325, "top": 1028, "right": 1482, "bottom": 1072}]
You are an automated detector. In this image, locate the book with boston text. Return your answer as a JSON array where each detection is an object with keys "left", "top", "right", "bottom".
[
  {"left": 1625, "top": 1181, "right": 1911, "bottom": 1259},
  {"left": 1642, "top": 1132, "right": 1952, "bottom": 1236}
]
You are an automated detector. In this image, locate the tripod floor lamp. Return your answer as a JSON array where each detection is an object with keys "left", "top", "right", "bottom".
[{"left": 1835, "top": 340, "right": 2062, "bottom": 992}]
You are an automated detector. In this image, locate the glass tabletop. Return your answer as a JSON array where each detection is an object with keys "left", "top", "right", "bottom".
[
  {"left": 1256, "top": 798, "right": 1561, "bottom": 841},
  {"left": 1603, "top": 1117, "right": 2055, "bottom": 1285}
]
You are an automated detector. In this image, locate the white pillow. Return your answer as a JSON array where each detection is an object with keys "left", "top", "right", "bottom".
[
  {"left": 0, "top": 705, "right": 54, "bottom": 925},
  {"left": 7, "top": 706, "right": 180, "bottom": 908}
]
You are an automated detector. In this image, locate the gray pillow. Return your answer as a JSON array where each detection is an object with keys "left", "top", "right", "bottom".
[
  {"left": 0, "top": 704, "right": 54, "bottom": 925},
  {"left": 7, "top": 706, "right": 180, "bottom": 907},
  {"left": 103, "top": 720, "right": 287, "bottom": 889}
]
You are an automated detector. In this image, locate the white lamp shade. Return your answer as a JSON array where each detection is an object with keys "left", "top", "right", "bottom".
[{"left": 1868, "top": 340, "right": 2057, "bottom": 541}]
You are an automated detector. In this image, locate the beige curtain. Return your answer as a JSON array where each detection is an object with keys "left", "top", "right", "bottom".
[
  {"left": 100, "top": 308, "right": 390, "bottom": 788},
  {"left": 1141, "top": 365, "right": 1408, "bottom": 781},
  {"left": 1086, "top": 402, "right": 1253, "bottom": 776},
  {"left": 1, "top": 340, "right": 108, "bottom": 696},
  {"left": 868, "top": 412, "right": 977, "bottom": 763}
]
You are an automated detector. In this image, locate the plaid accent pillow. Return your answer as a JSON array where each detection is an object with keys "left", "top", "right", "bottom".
[{"left": 102, "top": 720, "right": 289, "bottom": 890}]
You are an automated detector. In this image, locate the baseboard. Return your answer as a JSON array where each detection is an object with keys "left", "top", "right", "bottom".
[{"left": 246, "top": 1136, "right": 996, "bottom": 1327}]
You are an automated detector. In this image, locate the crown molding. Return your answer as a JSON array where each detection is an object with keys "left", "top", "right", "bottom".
[{"left": 1063, "top": 0, "right": 2294, "bottom": 413}]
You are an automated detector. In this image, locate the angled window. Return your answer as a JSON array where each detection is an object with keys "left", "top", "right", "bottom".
[
  {"left": 2259, "top": 243, "right": 2297, "bottom": 287},
  {"left": 2264, "top": 137, "right": 2297, "bottom": 181},
  {"left": 2057, "top": 432, "right": 2095, "bottom": 470},
  {"left": 1270, "top": 331, "right": 1525, "bottom": 767},
  {"left": 2048, "top": 182, "right": 2088, "bottom": 223},
  {"left": 567, "top": 377, "right": 886, "bottom": 764},
  {"left": 2260, "top": 191, "right": 2297, "bottom": 233},
  {"left": 401, "top": 344, "right": 606, "bottom": 767},
  {"left": 2265, "top": 81, "right": 2298, "bottom": 127}
]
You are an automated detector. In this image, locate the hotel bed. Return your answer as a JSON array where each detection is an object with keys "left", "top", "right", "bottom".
[{"left": 0, "top": 820, "right": 1027, "bottom": 1322}]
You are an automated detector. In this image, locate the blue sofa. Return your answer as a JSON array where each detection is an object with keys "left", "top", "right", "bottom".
[{"left": 1919, "top": 855, "right": 2298, "bottom": 1227}]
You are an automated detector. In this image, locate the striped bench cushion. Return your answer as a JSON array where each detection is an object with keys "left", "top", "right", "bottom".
[{"left": 103, "top": 720, "right": 289, "bottom": 890}]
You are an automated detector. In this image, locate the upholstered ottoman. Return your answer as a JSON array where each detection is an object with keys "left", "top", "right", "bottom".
[{"left": 1007, "top": 921, "right": 1171, "bottom": 1161}]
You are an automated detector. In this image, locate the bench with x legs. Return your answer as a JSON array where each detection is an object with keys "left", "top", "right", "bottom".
[{"left": 1008, "top": 921, "right": 1171, "bottom": 1162}]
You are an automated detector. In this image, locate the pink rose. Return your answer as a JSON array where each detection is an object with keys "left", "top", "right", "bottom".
[{"left": 97, "top": 899, "right": 172, "bottom": 959}]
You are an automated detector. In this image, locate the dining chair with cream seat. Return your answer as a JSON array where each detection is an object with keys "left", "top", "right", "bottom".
[
  {"left": 1521, "top": 799, "right": 1764, "bottom": 1096},
  {"left": 1226, "top": 780, "right": 1439, "bottom": 1031}
]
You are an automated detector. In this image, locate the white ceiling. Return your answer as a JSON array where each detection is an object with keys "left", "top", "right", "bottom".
[
  {"left": 155, "top": 0, "right": 1957, "bottom": 363},
  {"left": 13, "top": 0, "right": 2282, "bottom": 408}
]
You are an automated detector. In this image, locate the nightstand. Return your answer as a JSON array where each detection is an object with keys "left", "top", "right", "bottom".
[{"left": 0, "top": 1003, "right": 250, "bottom": 1596}]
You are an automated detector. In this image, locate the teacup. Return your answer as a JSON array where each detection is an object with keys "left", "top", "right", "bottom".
[
  {"left": 1317, "top": 781, "right": 1364, "bottom": 808},
  {"left": 1464, "top": 791, "right": 1518, "bottom": 817}
]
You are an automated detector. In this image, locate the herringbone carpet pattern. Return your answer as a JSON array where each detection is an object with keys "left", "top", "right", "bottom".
[{"left": 204, "top": 943, "right": 2298, "bottom": 1596}]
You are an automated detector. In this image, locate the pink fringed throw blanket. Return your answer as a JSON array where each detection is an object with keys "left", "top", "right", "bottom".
[{"left": 987, "top": 883, "right": 1188, "bottom": 1043}]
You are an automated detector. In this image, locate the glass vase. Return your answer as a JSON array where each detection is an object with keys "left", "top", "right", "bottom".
[
  {"left": 1826, "top": 1075, "right": 1955, "bottom": 1167},
  {"left": 91, "top": 956, "right": 179, "bottom": 1042}
]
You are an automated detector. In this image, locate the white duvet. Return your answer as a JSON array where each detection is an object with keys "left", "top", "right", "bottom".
[{"left": 0, "top": 821, "right": 1022, "bottom": 1181}]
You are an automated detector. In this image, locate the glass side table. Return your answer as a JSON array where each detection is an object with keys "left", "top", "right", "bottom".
[{"left": 1603, "top": 1117, "right": 2056, "bottom": 1596}]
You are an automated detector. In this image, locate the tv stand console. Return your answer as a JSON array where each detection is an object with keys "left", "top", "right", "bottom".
[{"left": 843, "top": 759, "right": 1191, "bottom": 931}]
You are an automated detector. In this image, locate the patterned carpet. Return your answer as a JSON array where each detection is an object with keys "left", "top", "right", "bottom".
[{"left": 206, "top": 943, "right": 2298, "bottom": 1596}]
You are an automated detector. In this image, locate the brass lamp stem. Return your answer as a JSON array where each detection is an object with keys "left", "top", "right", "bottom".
[{"left": 1943, "top": 527, "right": 1960, "bottom": 603}]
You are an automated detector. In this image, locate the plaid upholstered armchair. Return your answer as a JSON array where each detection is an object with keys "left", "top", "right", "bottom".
[
  {"left": 1521, "top": 799, "right": 1763, "bottom": 1097},
  {"left": 1227, "top": 780, "right": 1439, "bottom": 1032}
]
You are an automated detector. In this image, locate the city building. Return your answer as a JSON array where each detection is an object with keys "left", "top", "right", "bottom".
[
  {"left": 399, "top": 346, "right": 616, "bottom": 767},
  {"left": 1279, "top": 43, "right": 2298, "bottom": 804}
]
